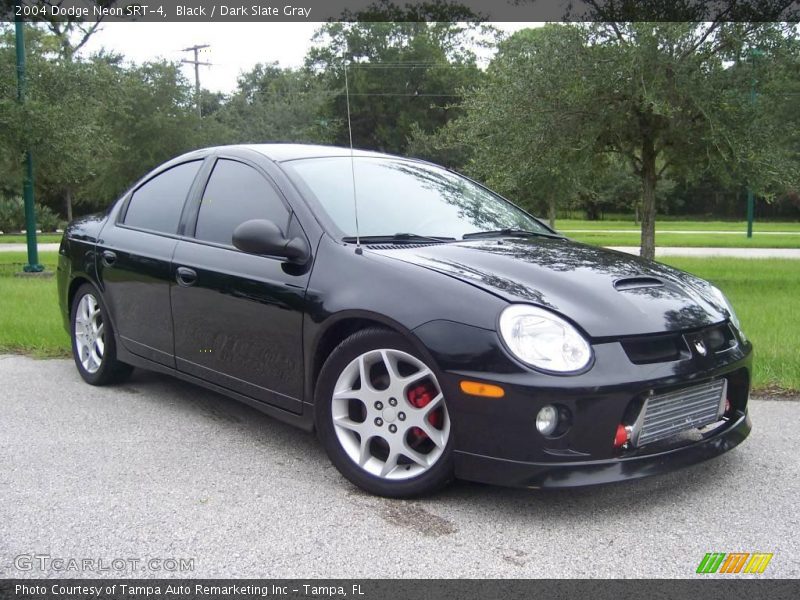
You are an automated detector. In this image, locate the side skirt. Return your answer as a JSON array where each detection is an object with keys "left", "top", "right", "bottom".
[{"left": 115, "top": 339, "right": 315, "bottom": 432}]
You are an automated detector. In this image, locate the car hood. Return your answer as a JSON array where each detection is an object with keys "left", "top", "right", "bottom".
[{"left": 368, "top": 237, "right": 729, "bottom": 338}]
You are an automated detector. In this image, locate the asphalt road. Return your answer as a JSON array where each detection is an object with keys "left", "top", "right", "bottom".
[{"left": 1, "top": 355, "right": 798, "bottom": 579}]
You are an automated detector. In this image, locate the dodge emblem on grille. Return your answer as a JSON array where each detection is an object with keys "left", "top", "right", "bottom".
[{"left": 694, "top": 340, "right": 708, "bottom": 356}]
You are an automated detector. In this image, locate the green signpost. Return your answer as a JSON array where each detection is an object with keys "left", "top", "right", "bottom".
[
  {"left": 746, "top": 48, "right": 764, "bottom": 240},
  {"left": 14, "top": 3, "right": 43, "bottom": 273}
]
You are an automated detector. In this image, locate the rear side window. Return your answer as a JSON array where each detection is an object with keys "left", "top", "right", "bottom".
[
  {"left": 195, "top": 159, "right": 289, "bottom": 246},
  {"left": 123, "top": 161, "right": 202, "bottom": 234}
]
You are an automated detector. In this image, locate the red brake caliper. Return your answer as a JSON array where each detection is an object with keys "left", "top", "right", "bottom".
[{"left": 407, "top": 382, "right": 442, "bottom": 443}]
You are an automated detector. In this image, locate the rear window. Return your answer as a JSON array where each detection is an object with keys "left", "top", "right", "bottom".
[{"left": 123, "top": 161, "right": 202, "bottom": 234}]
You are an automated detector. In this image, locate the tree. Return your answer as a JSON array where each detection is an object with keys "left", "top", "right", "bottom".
[
  {"left": 0, "top": 0, "right": 122, "bottom": 60},
  {"left": 216, "top": 63, "right": 335, "bottom": 144},
  {"left": 4, "top": 3, "right": 120, "bottom": 218},
  {"left": 27, "top": 54, "right": 120, "bottom": 221},
  {"left": 86, "top": 59, "right": 216, "bottom": 204},
  {"left": 415, "top": 25, "right": 597, "bottom": 226},
  {"left": 447, "top": 20, "right": 799, "bottom": 258},
  {"left": 305, "top": 1, "right": 487, "bottom": 155},
  {"left": 582, "top": 21, "right": 799, "bottom": 257},
  {"left": 0, "top": 21, "right": 233, "bottom": 217},
  {"left": 0, "top": 21, "right": 120, "bottom": 220}
]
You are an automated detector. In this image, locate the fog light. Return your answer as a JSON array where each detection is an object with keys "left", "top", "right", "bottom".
[{"left": 536, "top": 405, "right": 558, "bottom": 436}]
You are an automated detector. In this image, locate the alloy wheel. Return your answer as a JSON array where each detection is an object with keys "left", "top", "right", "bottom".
[
  {"left": 74, "top": 293, "right": 105, "bottom": 374},
  {"left": 331, "top": 348, "right": 450, "bottom": 480}
]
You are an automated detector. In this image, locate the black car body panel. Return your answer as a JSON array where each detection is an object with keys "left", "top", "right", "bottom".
[
  {"left": 57, "top": 213, "right": 105, "bottom": 329},
  {"left": 455, "top": 411, "right": 751, "bottom": 488},
  {"left": 57, "top": 144, "right": 752, "bottom": 489},
  {"left": 97, "top": 223, "right": 178, "bottom": 367},
  {"left": 369, "top": 238, "right": 729, "bottom": 337}
]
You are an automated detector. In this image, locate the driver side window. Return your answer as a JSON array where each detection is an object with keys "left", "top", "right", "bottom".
[{"left": 195, "top": 159, "right": 289, "bottom": 246}]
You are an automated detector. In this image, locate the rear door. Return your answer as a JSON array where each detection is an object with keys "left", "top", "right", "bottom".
[
  {"left": 170, "top": 156, "right": 310, "bottom": 413},
  {"left": 97, "top": 160, "right": 205, "bottom": 366}
]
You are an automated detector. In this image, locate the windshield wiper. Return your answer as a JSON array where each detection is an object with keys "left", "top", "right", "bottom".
[
  {"left": 462, "top": 228, "right": 564, "bottom": 240},
  {"left": 342, "top": 233, "right": 455, "bottom": 244}
]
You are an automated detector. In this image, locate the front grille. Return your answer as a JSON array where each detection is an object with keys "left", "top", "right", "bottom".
[
  {"left": 622, "top": 333, "right": 689, "bottom": 364},
  {"left": 635, "top": 379, "right": 726, "bottom": 447},
  {"left": 686, "top": 323, "right": 737, "bottom": 354},
  {"left": 621, "top": 322, "right": 738, "bottom": 365}
]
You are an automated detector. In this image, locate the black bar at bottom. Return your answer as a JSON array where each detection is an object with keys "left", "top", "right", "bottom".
[{"left": 1, "top": 579, "right": 799, "bottom": 600}]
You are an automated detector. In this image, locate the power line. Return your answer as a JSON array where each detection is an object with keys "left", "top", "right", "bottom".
[
  {"left": 335, "top": 63, "right": 481, "bottom": 68},
  {"left": 181, "top": 44, "right": 211, "bottom": 117},
  {"left": 244, "top": 91, "right": 463, "bottom": 97}
]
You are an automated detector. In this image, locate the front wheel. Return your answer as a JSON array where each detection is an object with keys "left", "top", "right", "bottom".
[
  {"left": 315, "top": 328, "right": 454, "bottom": 497},
  {"left": 70, "top": 283, "right": 133, "bottom": 385}
]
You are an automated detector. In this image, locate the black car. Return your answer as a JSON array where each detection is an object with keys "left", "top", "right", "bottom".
[{"left": 57, "top": 144, "right": 752, "bottom": 497}]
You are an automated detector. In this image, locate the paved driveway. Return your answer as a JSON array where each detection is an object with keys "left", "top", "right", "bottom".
[{"left": 1, "top": 355, "right": 797, "bottom": 578}]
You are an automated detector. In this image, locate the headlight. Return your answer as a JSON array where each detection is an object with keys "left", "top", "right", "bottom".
[
  {"left": 498, "top": 304, "right": 593, "bottom": 373},
  {"left": 710, "top": 285, "right": 742, "bottom": 332}
]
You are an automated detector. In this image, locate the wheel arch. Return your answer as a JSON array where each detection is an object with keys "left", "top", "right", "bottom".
[
  {"left": 306, "top": 310, "right": 436, "bottom": 407},
  {"left": 67, "top": 276, "right": 121, "bottom": 346},
  {"left": 67, "top": 275, "right": 93, "bottom": 312}
]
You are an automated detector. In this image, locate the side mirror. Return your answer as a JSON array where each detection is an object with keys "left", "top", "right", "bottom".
[{"left": 232, "top": 219, "right": 310, "bottom": 263}]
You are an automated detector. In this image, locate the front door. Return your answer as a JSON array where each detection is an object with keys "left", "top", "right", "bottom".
[{"left": 170, "top": 158, "right": 310, "bottom": 413}]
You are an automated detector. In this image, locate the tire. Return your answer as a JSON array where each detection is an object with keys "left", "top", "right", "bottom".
[
  {"left": 315, "top": 328, "right": 454, "bottom": 497},
  {"left": 70, "top": 283, "right": 133, "bottom": 386}
]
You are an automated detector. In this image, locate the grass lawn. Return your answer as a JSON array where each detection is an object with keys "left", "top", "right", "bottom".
[
  {"left": 0, "top": 252, "right": 796, "bottom": 392},
  {"left": 555, "top": 218, "right": 800, "bottom": 232},
  {"left": 551, "top": 218, "right": 800, "bottom": 248},
  {"left": 0, "top": 252, "right": 68, "bottom": 358},
  {"left": 0, "top": 233, "right": 62, "bottom": 244},
  {"left": 556, "top": 219, "right": 800, "bottom": 248},
  {"left": 664, "top": 257, "right": 800, "bottom": 393},
  {"left": 566, "top": 231, "right": 800, "bottom": 248}
]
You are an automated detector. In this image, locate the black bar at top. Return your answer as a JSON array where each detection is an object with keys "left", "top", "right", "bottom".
[{"left": 1, "top": 0, "right": 799, "bottom": 23}]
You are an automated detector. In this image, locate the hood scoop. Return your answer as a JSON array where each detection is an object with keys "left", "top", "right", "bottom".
[{"left": 613, "top": 276, "right": 665, "bottom": 291}]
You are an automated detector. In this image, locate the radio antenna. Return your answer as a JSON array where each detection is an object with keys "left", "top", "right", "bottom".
[{"left": 343, "top": 56, "right": 361, "bottom": 252}]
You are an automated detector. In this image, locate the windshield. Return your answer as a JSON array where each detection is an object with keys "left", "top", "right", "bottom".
[{"left": 283, "top": 157, "right": 550, "bottom": 240}]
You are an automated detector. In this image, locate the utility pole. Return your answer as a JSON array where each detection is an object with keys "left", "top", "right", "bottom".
[
  {"left": 15, "top": 2, "right": 42, "bottom": 273},
  {"left": 181, "top": 44, "right": 211, "bottom": 117}
]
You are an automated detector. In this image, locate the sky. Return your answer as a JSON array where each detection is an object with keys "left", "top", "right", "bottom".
[{"left": 80, "top": 22, "right": 536, "bottom": 94}]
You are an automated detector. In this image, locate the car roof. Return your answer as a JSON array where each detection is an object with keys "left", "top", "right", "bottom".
[{"left": 240, "top": 143, "right": 395, "bottom": 162}]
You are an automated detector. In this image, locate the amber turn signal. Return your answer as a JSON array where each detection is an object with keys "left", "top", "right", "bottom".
[{"left": 459, "top": 380, "right": 505, "bottom": 398}]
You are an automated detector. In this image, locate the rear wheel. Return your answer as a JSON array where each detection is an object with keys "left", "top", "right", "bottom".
[
  {"left": 70, "top": 283, "right": 132, "bottom": 385},
  {"left": 315, "top": 328, "right": 454, "bottom": 497}
]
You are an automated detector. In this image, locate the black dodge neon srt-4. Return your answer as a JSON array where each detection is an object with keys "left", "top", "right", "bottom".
[{"left": 58, "top": 144, "right": 752, "bottom": 497}]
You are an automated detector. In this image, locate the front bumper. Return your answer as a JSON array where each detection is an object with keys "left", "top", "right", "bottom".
[
  {"left": 413, "top": 319, "right": 753, "bottom": 488},
  {"left": 453, "top": 410, "right": 751, "bottom": 488}
]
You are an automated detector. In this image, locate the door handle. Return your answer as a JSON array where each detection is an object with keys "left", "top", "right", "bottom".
[
  {"left": 175, "top": 266, "right": 198, "bottom": 287},
  {"left": 101, "top": 250, "right": 117, "bottom": 267}
]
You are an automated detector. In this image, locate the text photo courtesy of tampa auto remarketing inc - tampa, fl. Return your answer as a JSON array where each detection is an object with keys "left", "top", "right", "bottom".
[{"left": 0, "top": 0, "right": 799, "bottom": 598}]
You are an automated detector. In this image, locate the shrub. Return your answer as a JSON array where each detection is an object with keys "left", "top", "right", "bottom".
[{"left": 0, "top": 197, "right": 65, "bottom": 232}]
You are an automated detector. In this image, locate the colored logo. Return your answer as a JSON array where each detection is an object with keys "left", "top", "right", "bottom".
[{"left": 696, "top": 552, "right": 773, "bottom": 574}]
